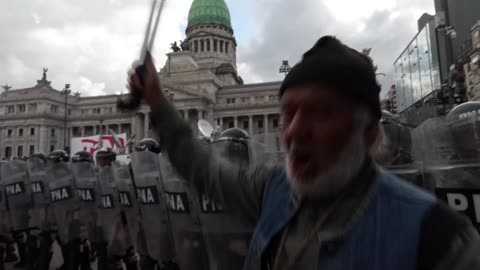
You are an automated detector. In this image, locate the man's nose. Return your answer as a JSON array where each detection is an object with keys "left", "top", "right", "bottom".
[{"left": 284, "top": 111, "right": 308, "bottom": 140}]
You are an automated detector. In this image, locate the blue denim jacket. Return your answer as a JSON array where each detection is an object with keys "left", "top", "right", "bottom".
[{"left": 243, "top": 168, "right": 437, "bottom": 270}]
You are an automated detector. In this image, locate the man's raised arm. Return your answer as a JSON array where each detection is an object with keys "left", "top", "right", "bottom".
[{"left": 127, "top": 54, "right": 275, "bottom": 224}]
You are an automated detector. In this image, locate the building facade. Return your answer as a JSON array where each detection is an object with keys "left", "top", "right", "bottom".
[
  {"left": 460, "top": 21, "right": 480, "bottom": 101},
  {"left": 381, "top": 85, "right": 398, "bottom": 114},
  {"left": 394, "top": 15, "right": 444, "bottom": 125},
  {"left": 0, "top": 0, "right": 283, "bottom": 160}
]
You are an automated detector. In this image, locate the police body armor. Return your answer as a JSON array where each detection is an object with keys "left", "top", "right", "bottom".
[
  {"left": 412, "top": 102, "right": 480, "bottom": 232},
  {"left": 158, "top": 153, "right": 210, "bottom": 270},
  {"left": 201, "top": 128, "right": 256, "bottom": 270},
  {"left": 130, "top": 150, "right": 174, "bottom": 264}
]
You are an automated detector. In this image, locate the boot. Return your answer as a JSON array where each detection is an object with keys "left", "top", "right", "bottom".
[{"left": 123, "top": 247, "right": 140, "bottom": 270}]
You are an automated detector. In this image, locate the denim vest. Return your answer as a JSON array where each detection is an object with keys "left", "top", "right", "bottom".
[{"left": 243, "top": 168, "right": 437, "bottom": 270}]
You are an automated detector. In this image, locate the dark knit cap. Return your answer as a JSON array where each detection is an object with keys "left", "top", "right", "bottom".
[{"left": 279, "top": 36, "right": 382, "bottom": 119}]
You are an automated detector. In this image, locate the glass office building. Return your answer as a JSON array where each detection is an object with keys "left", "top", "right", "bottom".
[{"left": 394, "top": 21, "right": 442, "bottom": 113}]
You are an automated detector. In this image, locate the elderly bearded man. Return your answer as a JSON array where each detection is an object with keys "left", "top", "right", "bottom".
[{"left": 127, "top": 36, "right": 480, "bottom": 270}]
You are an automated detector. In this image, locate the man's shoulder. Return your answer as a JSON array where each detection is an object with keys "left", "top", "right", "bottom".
[{"left": 376, "top": 168, "right": 437, "bottom": 206}]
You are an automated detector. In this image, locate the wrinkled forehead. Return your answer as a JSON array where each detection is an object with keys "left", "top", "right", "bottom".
[{"left": 281, "top": 84, "right": 352, "bottom": 108}]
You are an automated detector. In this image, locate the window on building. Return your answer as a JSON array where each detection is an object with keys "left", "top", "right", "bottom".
[
  {"left": 229, "top": 121, "right": 234, "bottom": 128},
  {"left": 214, "top": 39, "right": 218, "bottom": 52},
  {"left": 30, "top": 128, "right": 35, "bottom": 136},
  {"left": 50, "top": 145, "right": 55, "bottom": 152},
  {"left": 225, "top": 42, "right": 229, "bottom": 53},
  {"left": 206, "top": 39, "right": 210, "bottom": 51},
  {"left": 28, "top": 103, "right": 37, "bottom": 112},
  {"left": 17, "top": 146, "right": 23, "bottom": 158},
  {"left": 258, "top": 119, "right": 264, "bottom": 129},
  {"left": 243, "top": 121, "right": 249, "bottom": 130},
  {"left": 29, "top": 145, "right": 35, "bottom": 156},
  {"left": 269, "top": 95, "right": 276, "bottom": 101},
  {"left": 93, "top": 108, "right": 101, "bottom": 114},
  {"left": 105, "top": 107, "right": 113, "bottom": 113},
  {"left": 19, "top": 128, "right": 23, "bottom": 137},
  {"left": 7, "top": 129, "right": 12, "bottom": 137},
  {"left": 255, "top": 96, "right": 264, "bottom": 103},
  {"left": 200, "top": 40, "right": 205, "bottom": 52},
  {"left": 18, "top": 104, "right": 26, "bottom": 113},
  {"left": 241, "top": 97, "right": 247, "bottom": 103},
  {"left": 51, "top": 105, "right": 59, "bottom": 113},
  {"left": 273, "top": 119, "right": 279, "bottom": 128},
  {"left": 220, "top": 40, "right": 224, "bottom": 52},
  {"left": 5, "top": 147, "right": 12, "bottom": 158},
  {"left": 7, "top": 105, "right": 14, "bottom": 114},
  {"left": 194, "top": 40, "right": 198, "bottom": 52},
  {"left": 81, "top": 109, "right": 88, "bottom": 115},
  {"left": 51, "top": 128, "right": 56, "bottom": 136},
  {"left": 68, "top": 109, "right": 72, "bottom": 115}
]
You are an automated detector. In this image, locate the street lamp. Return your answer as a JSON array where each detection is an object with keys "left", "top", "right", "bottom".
[
  {"left": 279, "top": 60, "right": 292, "bottom": 77},
  {"left": 61, "top": 84, "right": 71, "bottom": 152}
]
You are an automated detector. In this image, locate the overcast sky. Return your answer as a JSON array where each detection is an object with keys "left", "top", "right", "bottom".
[{"left": 0, "top": 0, "right": 435, "bottom": 98}]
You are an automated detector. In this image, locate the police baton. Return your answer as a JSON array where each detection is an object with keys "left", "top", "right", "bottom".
[{"left": 117, "top": 0, "right": 166, "bottom": 111}]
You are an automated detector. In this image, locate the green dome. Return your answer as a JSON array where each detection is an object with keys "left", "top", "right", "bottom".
[{"left": 187, "top": 0, "right": 232, "bottom": 29}]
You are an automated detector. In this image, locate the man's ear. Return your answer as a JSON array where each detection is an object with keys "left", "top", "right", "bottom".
[{"left": 365, "top": 120, "right": 380, "bottom": 149}]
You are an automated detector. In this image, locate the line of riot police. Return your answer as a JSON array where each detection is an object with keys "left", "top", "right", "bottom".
[
  {"left": 0, "top": 122, "right": 272, "bottom": 270},
  {"left": 372, "top": 101, "right": 480, "bottom": 233}
]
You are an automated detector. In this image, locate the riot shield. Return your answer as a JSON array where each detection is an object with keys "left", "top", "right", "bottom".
[
  {"left": 130, "top": 150, "right": 174, "bottom": 264},
  {"left": 72, "top": 161, "right": 98, "bottom": 242},
  {"left": 413, "top": 115, "right": 480, "bottom": 232},
  {"left": 200, "top": 138, "right": 256, "bottom": 270},
  {"left": 26, "top": 157, "right": 50, "bottom": 231},
  {"left": 1, "top": 160, "right": 33, "bottom": 233},
  {"left": 45, "top": 161, "right": 78, "bottom": 244},
  {"left": 96, "top": 164, "right": 125, "bottom": 262},
  {"left": 158, "top": 154, "right": 210, "bottom": 270},
  {"left": 112, "top": 162, "right": 142, "bottom": 269}
]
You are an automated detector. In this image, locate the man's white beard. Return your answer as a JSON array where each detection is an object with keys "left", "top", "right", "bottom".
[{"left": 285, "top": 129, "right": 367, "bottom": 199}]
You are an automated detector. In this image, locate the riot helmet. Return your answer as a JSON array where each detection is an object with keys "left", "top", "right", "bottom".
[
  {"left": 446, "top": 101, "right": 480, "bottom": 161},
  {"left": 47, "top": 150, "right": 69, "bottom": 167},
  {"left": 30, "top": 152, "right": 47, "bottom": 163},
  {"left": 71, "top": 151, "right": 94, "bottom": 163},
  {"left": 374, "top": 111, "right": 412, "bottom": 166},
  {"left": 95, "top": 147, "right": 117, "bottom": 168},
  {"left": 134, "top": 138, "right": 161, "bottom": 154},
  {"left": 212, "top": 128, "right": 250, "bottom": 164}
]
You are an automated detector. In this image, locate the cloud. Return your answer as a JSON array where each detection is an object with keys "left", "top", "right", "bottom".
[{"left": 0, "top": 0, "right": 435, "bottom": 99}]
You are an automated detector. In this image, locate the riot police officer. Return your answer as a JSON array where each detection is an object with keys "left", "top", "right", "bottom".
[
  {"left": 71, "top": 151, "right": 98, "bottom": 270},
  {"left": 157, "top": 136, "right": 210, "bottom": 270},
  {"left": 202, "top": 128, "right": 255, "bottom": 270},
  {"left": 131, "top": 139, "right": 174, "bottom": 270},
  {"left": 1, "top": 151, "right": 33, "bottom": 268},
  {"left": 413, "top": 101, "right": 480, "bottom": 232},
  {"left": 26, "top": 152, "right": 50, "bottom": 270},
  {"left": 45, "top": 149, "right": 75, "bottom": 270}
]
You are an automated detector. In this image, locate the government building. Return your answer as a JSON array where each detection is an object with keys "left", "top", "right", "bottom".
[{"left": 0, "top": 0, "right": 283, "bottom": 159}]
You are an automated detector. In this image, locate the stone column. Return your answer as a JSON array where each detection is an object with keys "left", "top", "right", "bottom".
[
  {"left": 39, "top": 126, "right": 47, "bottom": 154},
  {"left": 69, "top": 128, "right": 73, "bottom": 144},
  {"left": 249, "top": 115, "right": 253, "bottom": 136},
  {"left": 131, "top": 116, "right": 136, "bottom": 138},
  {"left": 264, "top": 114, "right": 269, "bottom": 144},
  {"left": 81, "top": 127, "right": 85, "bottom": 137},
  {"left": 234, "top": 116, "right": 238, "bottom": 128},
  {"left": 144, "top": 113, "right": 149, "bottom": 138},
  {"left": 93, "top": 126, "right": 97, "bottom": 136},
  {"left": 117, "top": 124, "right": 121, "bottom": 134},
  {"left": 219, "top": 117, "right": 223, "bottom": 130}
]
